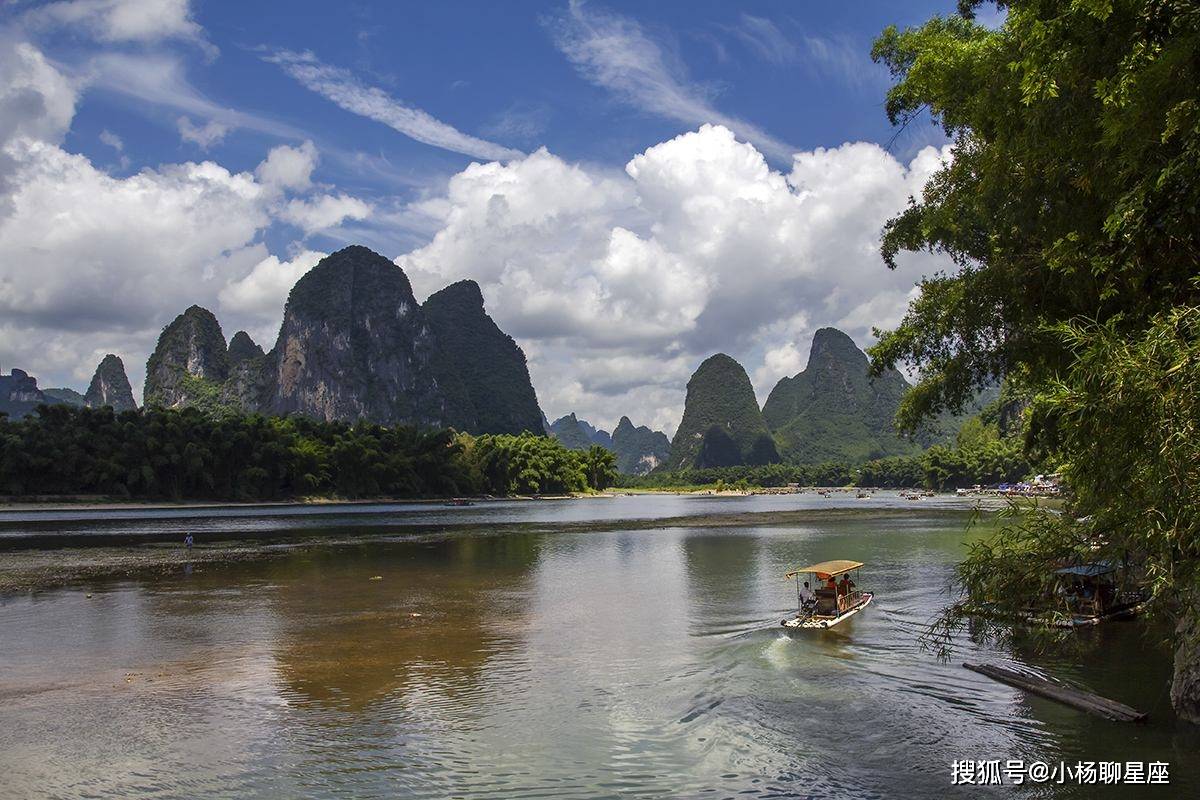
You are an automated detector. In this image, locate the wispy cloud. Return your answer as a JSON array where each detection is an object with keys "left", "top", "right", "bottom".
[
  {"left": 733, "top": 15, "right": 797, "bottom": 65},
  {"left": 544, "top": 0, "right": 795, "bottom": 162},
  {"left": 265, "top": 49, "right": 523, "bottom": 162},
  {"left": 730, "top": 14, "right": 883, "bottom": 89},
  {"left": 87, "top": 52, "right": 305, "bottom": 140},
  {"left": 481, "top": 101, "right": 551, "bottom": 144}
]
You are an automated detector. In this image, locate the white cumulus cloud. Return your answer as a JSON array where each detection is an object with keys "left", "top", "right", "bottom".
[
  {"left": 0, "top": 40, "right": 369, "bottom": 397},
  {"left": 281, "top": 193, "right": 372, "bottom": 234},
  {"left": 23, "top": 0, "right": 213, "bottom": 53},
  {"left": 218, "top": 249, "right": 326, "bottom": 343},
  {"left": 399, "top": 124, "right": 952, "bottom": 434},
  {"left": 254, "top": 140, "right": 317, "bottom": 191}
]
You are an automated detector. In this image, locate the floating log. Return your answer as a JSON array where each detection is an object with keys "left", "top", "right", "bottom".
[{"left": 963, "top": 662, "right": 1147, "bottom": 723}]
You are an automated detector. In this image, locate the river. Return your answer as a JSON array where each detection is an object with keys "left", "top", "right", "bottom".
[{"left": 0, "top": 493, "right": 1193, "bottom": 798}]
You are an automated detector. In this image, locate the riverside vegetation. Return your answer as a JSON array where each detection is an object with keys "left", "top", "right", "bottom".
[{"left": 0, "top": 404, "right": 616, "bottom": 500}]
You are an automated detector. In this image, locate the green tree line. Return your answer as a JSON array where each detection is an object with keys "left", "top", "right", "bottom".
[
  {"left": 621, "top": 426, "right": 1028, "bottom": 491},
  {"left": 0, "top": 405, "right": 616, "bottom": 500}
]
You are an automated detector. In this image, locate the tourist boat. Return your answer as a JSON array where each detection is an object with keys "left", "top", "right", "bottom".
[
  {"left": 1036, "top": 563, "right": 1150, "bottom": 628},
  {"left": 964, "top": 562, "right": 1149, "bottom": 629},
  {"left": 782, "top": 560, "right": 874, "bottom": 629}
]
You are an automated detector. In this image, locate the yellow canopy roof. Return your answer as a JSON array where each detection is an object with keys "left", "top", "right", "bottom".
[{"left": 786, "top": 560, "right": 864, "bottom": 579}]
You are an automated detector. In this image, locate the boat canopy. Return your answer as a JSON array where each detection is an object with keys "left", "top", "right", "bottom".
[
  {"left": 1054, "top": 562, "right": 1116, "bottom": 577},
  {"left": 786, "top": 560, "right": 864, "bottom": 579}
]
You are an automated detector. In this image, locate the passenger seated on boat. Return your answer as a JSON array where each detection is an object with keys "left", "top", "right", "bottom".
[{"left": 799, "top": 581, "right": 816, "bottom": 608}]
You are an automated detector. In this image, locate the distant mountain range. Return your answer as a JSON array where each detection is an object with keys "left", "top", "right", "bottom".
[
  {"left": 143, "top": 246, "right": 544, "bottom": 435},
  {"left": 0, "top": 355, "right": 136, "bottom": 419},
  {"left": 547, "top": 413, "right": 670, "bottom": 476},
  {"left": 666, "top": 327, "right": 978, "bottom": 470},
  {"left": 4, "top": 243, "right": 984, "bottom": 474}
]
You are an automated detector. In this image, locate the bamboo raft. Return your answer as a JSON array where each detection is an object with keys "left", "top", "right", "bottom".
[{"left": 963, "top": 662, "right": 1147, "bottom": 723}]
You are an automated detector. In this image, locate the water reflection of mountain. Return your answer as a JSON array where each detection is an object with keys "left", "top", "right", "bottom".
[{"left": 269, "top": 533, "right": 542, "bottom": 710}]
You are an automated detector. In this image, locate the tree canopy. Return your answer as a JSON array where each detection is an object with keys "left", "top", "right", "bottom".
[
  {"left": 0, "top": 405, "right": 615, "bottom": 501},
  {"left": 870, "top": 0, "right": 1200, "bottom": 428},
  {"left": 869, "top": 0, "right": 1200, "bottom": 720}
]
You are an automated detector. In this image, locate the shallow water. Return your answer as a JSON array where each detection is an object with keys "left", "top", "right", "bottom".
[{"left": 0, "top": 495, "right": 1194, "bottom": 798}]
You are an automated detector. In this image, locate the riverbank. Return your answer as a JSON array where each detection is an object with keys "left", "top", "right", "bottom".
[
  {"left": 0, "top": 486, "right": 949, "bottom": 512},
  {"left": 0, "top": 504, "right": 984, "bottom": 595}
]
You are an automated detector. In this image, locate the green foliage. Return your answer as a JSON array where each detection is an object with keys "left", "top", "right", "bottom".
[
  {"left": 1026, "top": 309, "right": 1200, "bottom": 605},
  {"left": 0, "top": 406, "right": 611, "bottom": 501},
  {"left": 872, "top": 1, "right": 1200, "bottom": 709},
  {"left": 582, "top": 445, "right": 619, "bottom": 491},
  {"left": 176, "top": 374, "right": 233, "bottom": 417},
  {"left": 869, "top": 0, "right": 1200, "bottom": 428}
]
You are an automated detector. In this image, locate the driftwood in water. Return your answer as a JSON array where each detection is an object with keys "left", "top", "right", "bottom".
[{"left": 963, "top": 662, "right": 1147, "bottom": 722}]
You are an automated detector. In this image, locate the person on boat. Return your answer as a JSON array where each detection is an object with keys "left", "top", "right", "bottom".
[
  {"left": 838, "top": 574, "right": 855, "bottom": 596},
  {"left": 799, "top": 581, "right": 816, "bottom": 608},
  {"left": 824, "top": 575, "right": 837, "bottom": 592}
]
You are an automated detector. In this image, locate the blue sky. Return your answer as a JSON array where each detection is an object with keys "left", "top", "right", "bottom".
[{"left": 0, "top": 0, "right": 989, "bottom": 433}]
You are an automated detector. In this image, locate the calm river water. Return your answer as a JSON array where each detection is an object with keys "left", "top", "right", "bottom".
[{"left": 0, "top": 493, "right": 1194, "bottom": 798}]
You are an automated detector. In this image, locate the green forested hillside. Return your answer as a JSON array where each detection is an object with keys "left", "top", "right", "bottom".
[
  {"left": 548, "top": 413, "right": 596, "bottom": 450},
  {"left": 762, "top": 328, "right": 920, "bottom": 463},
  {"left": 611, "top": 416, "right": 670, "bottom": 474},
  {"left": 667, "top": 354, "right": 779, "bottom": 469},
  {"left": 423, "top": 280, "right": 545, "bottom": 436}
]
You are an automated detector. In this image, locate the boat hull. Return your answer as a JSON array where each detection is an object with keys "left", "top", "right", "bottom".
[
  {"left": 962, "top": 598, "right": 1149, "bottom": 629},
  {"left": 782, "top": 592, "right": 874, "bottom": 630}
]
